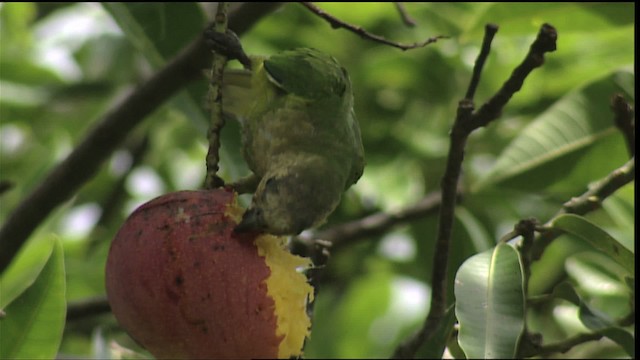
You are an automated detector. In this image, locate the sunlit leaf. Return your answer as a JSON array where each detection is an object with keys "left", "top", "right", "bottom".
[
  {"left": 601, "top": 328, "right": 635, "bottom": 357},
  {"left": 551, "top": 282, "right": 634, "bottom": 357},
  {"left": 455, "top": 243, "right": 525, "bottom": 358},
  {"left": 0, "top": 236, "right": 55, "bottom": 309},
  {"left": 552, "top": 214, "right": 634, "bottom": 275},
  {"left": 0, "top": 238, "right": 66, "bottom": 359}
]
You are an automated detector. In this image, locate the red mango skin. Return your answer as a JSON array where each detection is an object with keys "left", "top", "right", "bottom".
[{"left": 105, "top": 189, "right": 282, "bottom": 359}]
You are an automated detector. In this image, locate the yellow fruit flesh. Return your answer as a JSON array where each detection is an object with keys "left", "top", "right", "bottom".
[
  {"left": 224, "top": 191, "right": 314, "bottom": 358},
  {"left": 256, "top": 234, "right": 313, "bottom": 358}
]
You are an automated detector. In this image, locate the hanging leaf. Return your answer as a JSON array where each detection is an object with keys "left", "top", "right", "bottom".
[
  {"left": 455, "top": 243, "right": 525, "bottom": 358},
  {"left": 551, "top": 214, "right": 634, "bottom": 275}
]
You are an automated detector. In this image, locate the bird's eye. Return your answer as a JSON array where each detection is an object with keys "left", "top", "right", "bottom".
[
  {"left": 263, "top": 177, "right": 281, "bottom": 196},
  {"left": 264, "top": 61, "right": 287, "bottom": 92}
]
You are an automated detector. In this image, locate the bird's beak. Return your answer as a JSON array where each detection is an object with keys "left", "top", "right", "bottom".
[{"left": 234, "top": 208, "right": 261, "bottom": 233}]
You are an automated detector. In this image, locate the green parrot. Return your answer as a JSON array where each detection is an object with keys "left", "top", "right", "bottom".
[{"left": 224, "top": 48, "right": 364, "bottom": 235}]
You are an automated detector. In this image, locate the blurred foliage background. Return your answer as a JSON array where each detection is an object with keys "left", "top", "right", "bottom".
[{"left": 0, "top": 3, "right": 634, "bottom": 359}]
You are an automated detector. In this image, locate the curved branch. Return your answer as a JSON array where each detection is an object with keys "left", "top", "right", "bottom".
[{"left": 0, "top": 3, "right": 282, "bottom": 274}]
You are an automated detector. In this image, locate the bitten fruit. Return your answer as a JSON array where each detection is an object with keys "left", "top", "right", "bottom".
[{"left": 105, "top": 189, "right": 313, "bottom": 359}]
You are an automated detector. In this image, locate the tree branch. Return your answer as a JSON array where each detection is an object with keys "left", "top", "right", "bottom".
[
  {"left": 470, "top": 23, "right": 557, "bottom": 131},
  {"left": 465, "top": 23, "right": 499, "bottom": 100},
  {"left": 611, "top": 93, "right": 635, "bottom": 157},
  {"left": 392, "top": 23, "right": 557, "bottom": 359},
  {"left": 300, "top": 2, "right": 447, "bottom": 51},
  {"left": 298, "top": 189, "right": 448, "bottom": 249},
  {"left": 0, "top": 3, "right": 282, "bottom": 274}
]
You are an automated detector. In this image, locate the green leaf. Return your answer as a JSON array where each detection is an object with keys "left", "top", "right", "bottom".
[
  {"left": 551, "top": 282, "right": 635, "bottom": 357},
  {"left": 551, "top": 214, "right": 634, "bottom": 275},
  {"left": 455, "top": 243, "right": 525, "bottom": 359},
  {"left": 552, "top": 282, "right": 615, "bottom": 329},
  {"left": 601, "top": 327, "right": 635, "bottom": 357},
  {"left": 0, "top": 238, "right": 66, "bottom": 359},
  {"left": 473, "top": 69, "right": 634, "bottom": 194},
  {"left": 102, "top": 3, "right": 205, "bottom": 65},
  {"left": 0, "top": 236, "right": 55, "bottom": 309}
]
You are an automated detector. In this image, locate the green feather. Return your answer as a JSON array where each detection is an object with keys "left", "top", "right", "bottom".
[{"left": 229, "top": 48, "right": 364, "bottom": 235}]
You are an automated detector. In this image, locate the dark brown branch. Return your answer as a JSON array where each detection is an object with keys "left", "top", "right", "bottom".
[
  {"left": 470, "top": 23, "right": 557, "bottom": 131},
  {"left": 300, "top": 2, "right": 447, "bottom": 51},
  {"left": 0, "top": 3, "right": 282, "bottom": 274},
  {"left": 392, "top": 23, "right": 557, "bottom": 359},
  {"left": 611, "top": 93, "right": 635, "bottom": 157},
  {"left": 394, "top": 2, "right": 417, "bottom": 27},
  {"left": 392, "top": 102, "right": 472, "bottom": 360},
  {"left": 298, "top": 189, "right": 449, "bottom": 249},
  {"left": 465, "top": 23, "right": 499, "bottom": 101}
]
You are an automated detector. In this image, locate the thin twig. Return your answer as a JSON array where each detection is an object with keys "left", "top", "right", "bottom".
[
  {"left": 204, "top": 3, "right": 230, "bottom": 189},
  {"left": 0, "top": 3, "right": 282, "bottom": 274},
  {"left": 611, "top": 93, "right": 635, "bottom": 157},
  {"left": 300, "top": 2, "right": 447, "bottom": 51},
  {"left": 394, "top": 2, "right": 417, "bottom": 27}
]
